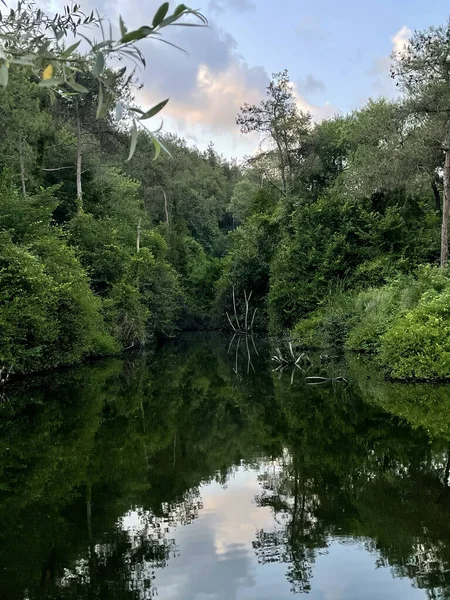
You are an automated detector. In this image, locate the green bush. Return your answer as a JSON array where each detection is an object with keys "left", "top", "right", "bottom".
[
  {"left": 291, "top": 266, "right": 450, "bottom": 380},
  {"left": 104, "top": 282, "right": 148, "bottom": 348},
  {"left": 34, "top": 235, "right": 118, "bottom": 364},
  {"left": 345, "top": 285, "right": 404, "bottom": 353},
  {"left": 131, "top": 248, "right": 182, "bottom": 339},
  {"left": 0, "top": 234, "right": 58, "bottom": 371},
  {"left": 0, "top": 234, "right": 117, "bottom": 372},
  {"left": 346, "top": 267, "right": 450, "bottom": 354},
  {"left": 379, "top": 289, "right": 450, "bottom": 380},
  {"left": 292, "top": 288, "right": 355, "bottom": 349},
  {"left": 292, "top": 313, "right": 325, "bottom": 348}
]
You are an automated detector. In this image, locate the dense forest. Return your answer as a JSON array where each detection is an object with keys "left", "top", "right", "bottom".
[{"left": 3, "top": 2, "right": 450, "bottom": 379}]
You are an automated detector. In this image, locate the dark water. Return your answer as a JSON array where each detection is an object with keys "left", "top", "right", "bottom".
[{"left": 2, "top": 334, "right": 450, "bottom": 599}]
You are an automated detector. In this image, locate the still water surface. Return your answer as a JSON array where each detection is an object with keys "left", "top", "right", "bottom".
[{"left": 1, "top": 334, "right": 450, "bottom": 599}]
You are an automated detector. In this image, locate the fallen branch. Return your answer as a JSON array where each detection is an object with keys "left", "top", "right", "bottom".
[{"left": 305, "top": 376, "right": 347, "bottom": 385}]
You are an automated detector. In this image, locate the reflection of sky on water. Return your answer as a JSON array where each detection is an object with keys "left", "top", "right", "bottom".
[{"left": 120, "top": 465, "right": 427, "bottom": 600}]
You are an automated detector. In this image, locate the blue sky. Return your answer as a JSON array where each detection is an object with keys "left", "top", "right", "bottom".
[
  {"left": 52, "top": 0, "right": 450, "bottom": 157},
  {"left": 221, "top": 0, "right": 450, "bottom": 112}
]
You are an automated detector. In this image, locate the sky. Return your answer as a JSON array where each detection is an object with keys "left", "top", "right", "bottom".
[{"left": 51, "top": 0, "right": 450, "bottom": 158}]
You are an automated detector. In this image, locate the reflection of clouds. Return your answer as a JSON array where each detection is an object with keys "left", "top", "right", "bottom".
[
  {"left": 112, "top": 464, "right": 429, "bottom": 600},
  {"left": 202, "top": 471, "right": 274, "bottom": 556},
  {"left": 152, "top": 468, "right": 275, "bottom": 599}
]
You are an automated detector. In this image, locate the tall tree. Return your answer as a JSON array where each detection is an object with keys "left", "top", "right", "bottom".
[
  {"left": 392, "top": 22, "right": 450, "bottom": 266},
  {"left": 237, "top": 70, "right": 311, "bottom": 194}
]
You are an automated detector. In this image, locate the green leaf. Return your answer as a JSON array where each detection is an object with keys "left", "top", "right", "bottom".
[
  {"left": 9, "top": 57, "right": 35, "bottom": 66},
  {"left": 127, "top": 120, "right": 138, "bottom": 161},
  {"left": 120, "top": 26, "right": 153, "bottom": 43},
  {"left": 92, "top": 52, "right": 105, "bottom": 76},
  {"left": 171, "top": 22, "right": 206, "bottom": 27},
  {"left": 38, "top": 77, "right": 64, "bottom": 87},
  {"left": 93, "top": 40, "right": 112, "bottom": 51},
  {"left": 158, "top": 14, "right": 180, "bottom": 28},
  {"left": 116, "top": 66, "right": 127, "bottom": 78},
  {"left": 115, "top": 100, "right": 123, "bottom": 122},
  {"left": 66, "top": 80, "right": 89, "bottom": 93},
  {"left": 152, "top": 136, "right": 161, "bottom": 160},
  {"left": 156, "top": 135, "right": 171, "bottom": 157},
  {"left": 119, "top": 15, "right": 127, "bottom": 37},
  {"left": 139, "top": 98, "right": 169, "bottom": 120},
  {"left": 48, "top": 89, "right": 57, "bottom": 106},
  {"left": 61, "top": 40, "right": 81, "bottom": 57},
  {"left": 174, "top": 4, "right": 188, "bottom": 16},
  {"left": 0, "top": 62, "right": 8, "bottom": 87},
  {"left": 152, "top": 3, "right": 169, "bottom": 27},
  {"left": 129, "top": 107, "right": 145, "bottom": 115},
  {"left": 151, "top": 37, "right": 187, "bottom": 53}
]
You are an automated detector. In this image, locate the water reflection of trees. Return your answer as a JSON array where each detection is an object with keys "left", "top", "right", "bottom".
[
  {"left": 253, "top": 456, "right": 323, "bottom": 594},
  {"left": 249, "top": 369, "right": 450, "bottom": 598},
  {"left": 3, "top": 336, "right": 450, "bottom": 598},
  {"left": 55, "top": 490, "right": 204, "bottom": 600}
]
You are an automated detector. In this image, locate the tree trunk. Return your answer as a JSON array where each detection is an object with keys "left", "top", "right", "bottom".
[
  {"left": 136, "top": 217, "right": 141, "bottom": 253},
  {"left": 441, "top": 148, "right": 450, "bottom": 267},
  {"left": 432, "top": 178, "right": 441, "bottom": 213},
  {"left": 281, "top": 125, "right": 293, "bottom": 192},
  {"left": 75, "top": 100, "right": 83, "bottom": 214},
  {"left": 272, "top": 129, "right": 287, "bottom": 194},
  {"left": 162, "top": 188, "right": 169, "bottom": 224},
  {"left": 276, "top": 140, "right": 287, "bottom": 194}
]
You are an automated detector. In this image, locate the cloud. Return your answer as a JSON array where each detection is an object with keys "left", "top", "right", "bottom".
[
  {"left": 138, "top": 60, "right": 267, "bottom": 132},
  {"left": 51, "top": 0, "right": 333, "bottom": 156},
  {"left": 291, "top": 84, "right": 336, "bottom": 120},
  {"left": 297, "top": 74, "right": 326, "bottom": 95},
  {"left": 392, "top": 25, "right": 412, "bottom": 57},
  {"left": 368, "top": 25, "right": 411, "bottom": 96},
  {"left": 134, "top": 18, "right": 270, "bottom": 143}
]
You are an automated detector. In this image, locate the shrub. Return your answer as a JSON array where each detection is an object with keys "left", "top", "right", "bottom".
[
  {"left": 291, "top": 266, "right": 450, "bottom": 375},
  {"left": 104, "top": 282, "right": 148, "bottom": 348},
  {"left": 379, "top": 289, "right": 450, "bottom": 380},
  {"left": 292, "top": 285, "right": 355, "bottom": 349},
  {"left": 346, "top": 267, "right": 450, "bottom": 354},
  {"left": 34, "top": 235, "right": 118, "bottom": 364},
  {"left": 0, "top": 234, "right": 58, "bottom": 371},
  {"left": 0, "top": 233, "right": 117, "bottom": 372},
  {"left": 345, "top": 285, "right": 404, "bottom": 353}
]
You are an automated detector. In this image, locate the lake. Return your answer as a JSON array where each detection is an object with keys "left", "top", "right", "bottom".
[{"left": 1, "top": 333, "right": 450, "bottom": 599}]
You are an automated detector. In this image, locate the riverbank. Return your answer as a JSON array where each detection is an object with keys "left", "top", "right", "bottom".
[{"left": 291, "top": 265, "right": 450, "bottom": 382}]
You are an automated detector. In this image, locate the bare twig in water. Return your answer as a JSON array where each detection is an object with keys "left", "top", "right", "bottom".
[
  {"left": 305, "top": 376, "right": 348, "bottom": 385},
  {"left": 226, "top": 311, "right": 237, "bottom": 332},
  {"left": 226, "top": 287, "right": 256, "bottom": 333},
  {"left": 228, "top": 333, "right": 237, "bottom": 354},
  {"left": 245, "top": 334, "right": 255, "bottom": 374},
  {"left": 232, "top": 285, "right": 241, "bottom": 331}
]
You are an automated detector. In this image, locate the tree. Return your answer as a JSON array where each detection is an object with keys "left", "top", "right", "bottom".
[
  {"left": 227, "top": 178, "right": 259, "bottom": 226},
  {"left": 237, "top": 70, "right": 311, "bottom": 194},
  {"left": 392, "top": 22, "right": 450, "bottom": 266}
]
